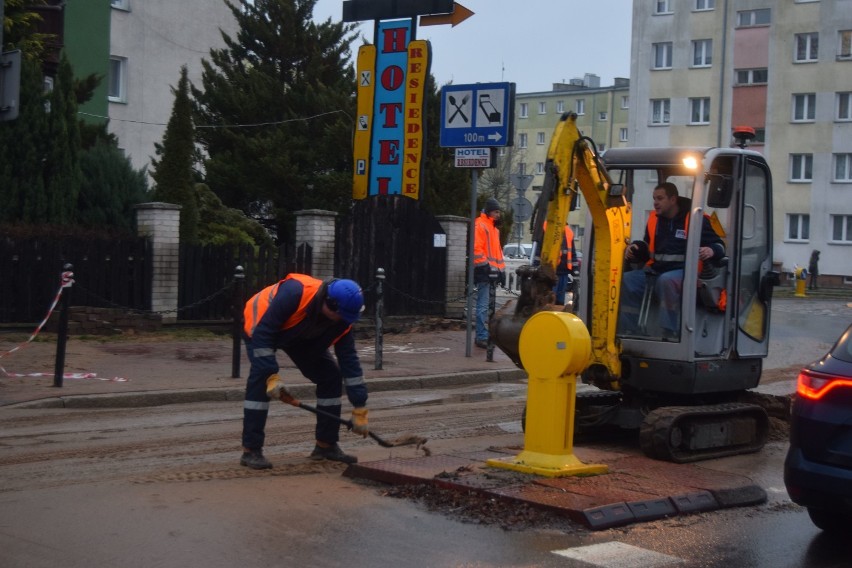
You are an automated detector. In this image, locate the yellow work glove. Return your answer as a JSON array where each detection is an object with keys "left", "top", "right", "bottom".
[
  {"left": 266, "top": 374, "right": 296, "bottom": 405},
  {"left": 351, "top": 407, "right": 369, "bottom": 437}
]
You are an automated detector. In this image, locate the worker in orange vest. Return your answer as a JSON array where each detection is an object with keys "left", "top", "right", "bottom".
[
  {"left": 473, "top": 198, "right": 505, "bottom": 348},
  {"left": 620, "top": 183, "right": 725, "bottom": 339},
  {"left": 240, "top": 274, "right": 367, "bottom": 469},
  {"left": 554, "top": 224, "right": 576, "bottom": 305}
]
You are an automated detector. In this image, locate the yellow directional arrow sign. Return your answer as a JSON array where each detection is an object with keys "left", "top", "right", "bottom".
[{"left": 420, "top": 2, "right": 474, "bottom": 27}]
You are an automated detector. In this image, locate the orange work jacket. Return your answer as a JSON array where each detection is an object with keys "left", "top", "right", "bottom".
[{"left": 243, "top": 273, "right": 322, "bottom": 337}]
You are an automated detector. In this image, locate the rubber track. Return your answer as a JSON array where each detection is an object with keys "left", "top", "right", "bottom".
[{"left": 639, "top": 402, "right": 769, "bottom": 463}]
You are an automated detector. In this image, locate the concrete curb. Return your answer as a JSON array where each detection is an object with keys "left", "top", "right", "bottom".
[{"left": 5, "top": 369, "right": 528, "bottom": 410}]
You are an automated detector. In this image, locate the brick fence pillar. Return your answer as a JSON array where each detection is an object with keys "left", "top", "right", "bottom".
[
  {"left": 134, "top": 202, "right": 181, "bottom": 323},
  {"left": 437, "top": 215, "right": 469, "bottom": 318},
  {"left": 295, "top": 209, "right": 337, "bottom": 280}
]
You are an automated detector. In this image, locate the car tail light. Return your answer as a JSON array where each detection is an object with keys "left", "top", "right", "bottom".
[{"left": 796, "top": 368, "right": 852, "bottom": 400}]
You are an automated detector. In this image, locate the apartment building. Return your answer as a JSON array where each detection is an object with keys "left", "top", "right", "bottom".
[
  {"left": 630, "top": 0, "right": 851, "bottom": 285},
  {"left": 65, "top": 0, "right": 238, "bottom": 174},
  {"left": 508, "top": 74, "right": 630, "bottom": 244}
]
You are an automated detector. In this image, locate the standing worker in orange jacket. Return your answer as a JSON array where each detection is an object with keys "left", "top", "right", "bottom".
[
  {"left": 473, "top": 198, "right": 505, "bottom": 348},
  {"left": 240, "top": 274, "right": 368, "bottom": 469},
  {"left": 554, "top": 224, "right": 576, "bottom": 305}
]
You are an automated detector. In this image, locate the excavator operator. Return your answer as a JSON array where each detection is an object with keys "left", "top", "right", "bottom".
[{"left": 619, "top": 182, "right": 725, "bottom": 338}]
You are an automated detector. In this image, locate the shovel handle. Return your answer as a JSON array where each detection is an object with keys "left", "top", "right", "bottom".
[{"left": 287, "top": 399, "right": 395, "bottom": 448}]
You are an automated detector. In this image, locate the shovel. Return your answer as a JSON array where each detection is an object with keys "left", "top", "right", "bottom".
[{"left": 279, "top": 393, "right": 428, "bottom": 449}]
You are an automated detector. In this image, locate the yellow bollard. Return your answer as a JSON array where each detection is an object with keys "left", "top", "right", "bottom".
[
  {"left": 794, "top": 267, "right": 807, "bottom": 298},
  {"left": 487, "top": 311, "right": 608, "bottom": 477}
]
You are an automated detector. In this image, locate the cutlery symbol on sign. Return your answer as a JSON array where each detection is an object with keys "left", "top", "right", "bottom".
[{"left": 448, "top": 94, "right": 470, "bottom": 124}]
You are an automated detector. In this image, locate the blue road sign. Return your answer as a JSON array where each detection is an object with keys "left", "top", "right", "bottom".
[{"left": 440, "top": 82, "right": 514, "bottom": 148}]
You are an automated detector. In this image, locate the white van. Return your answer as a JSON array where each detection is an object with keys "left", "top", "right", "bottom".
[{"left": 502, "top": 243, "right": 532, "bottom": 259}]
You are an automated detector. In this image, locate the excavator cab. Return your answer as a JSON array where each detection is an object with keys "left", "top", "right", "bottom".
[{"left": 580, "top": 147, "right": 777, "bottom": 399}]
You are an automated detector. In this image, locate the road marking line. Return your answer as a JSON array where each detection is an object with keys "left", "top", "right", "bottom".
[{"left": 552, "top": 542, "right": 684, "bottom": 567}]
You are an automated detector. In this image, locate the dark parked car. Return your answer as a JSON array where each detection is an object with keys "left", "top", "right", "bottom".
[{"left": 784, "top": 323, "right": 852, "bottom": 533}]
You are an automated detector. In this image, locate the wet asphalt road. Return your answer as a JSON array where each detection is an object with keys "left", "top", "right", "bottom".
[{"left": 0, "top": 297, "right": 850, "bottom": 567}]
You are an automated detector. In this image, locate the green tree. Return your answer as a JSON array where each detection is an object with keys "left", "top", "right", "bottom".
[
  {"left": 0, "top": 55, "right": 47, "bottom": 223},
  {"left": 195, "top": 183, "right": 274, "bottom": 247},
  {"left": 43, "top": 53, "right": 82, "bottom": 224},
  {"left": 150, "top": 66, "right": 199, "bottom": 243},
  {"left": 420, "top": 76, "right": 470, "bottom": 218},
  {"left": 77, "top": 141, "right": 149, "bottom": 231},
  {"left": 192, "top": 0, "right": 357, "bottom": 242},
  {"left": 2, "top": 0, "right": 51, "bottom": 57}
]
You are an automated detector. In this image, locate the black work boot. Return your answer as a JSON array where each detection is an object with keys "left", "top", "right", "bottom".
[
  {"left": 240, "top": 449, "right": 272, "bottom": 470},
  {"left": 310, "top": 443, "right": 357, "bottom": 464}
]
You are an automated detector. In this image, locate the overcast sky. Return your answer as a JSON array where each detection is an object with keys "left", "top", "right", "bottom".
[{"left": 312, "top": 0, "right": 633, "bottom": 93}]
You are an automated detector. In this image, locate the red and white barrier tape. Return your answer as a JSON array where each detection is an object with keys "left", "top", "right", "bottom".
[
  {"left": 1, "top": 371, "right": 128, "bottom": 382},
  {"left": 0, "top": 271, "right": 129, "bottom": 382}
]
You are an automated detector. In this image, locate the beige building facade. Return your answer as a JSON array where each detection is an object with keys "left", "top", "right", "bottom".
[
  {"left": 107, "top": 0, "right": 238, "bottom": 174},
  {"left": 629, "top": 0, "right": 851, "bottom": 285},
  {"left": 507, "top": 75, "right": 630, "bottom": 245}
]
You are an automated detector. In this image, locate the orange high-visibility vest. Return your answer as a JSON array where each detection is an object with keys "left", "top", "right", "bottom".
[
  {"left": 647, "top": 213, "right": 727, "bottom": 311},
  {"left": 473, "top": 212, "right": 505, "bottom": 272},
  {"left": 243, "top": 274, "right": 322, "bottom": 337},
  {"left": 562, "top": 225, "right": 574, "bottom": 270}
]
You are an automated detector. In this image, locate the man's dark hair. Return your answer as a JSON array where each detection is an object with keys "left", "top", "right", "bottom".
[{"left": 655, "top": 182, "right": 679, "bottom": 198}]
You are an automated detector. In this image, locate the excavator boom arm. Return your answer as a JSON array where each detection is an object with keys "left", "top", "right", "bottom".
[{"left": 494, "top": 113, "right": 631, "bottom": 384}]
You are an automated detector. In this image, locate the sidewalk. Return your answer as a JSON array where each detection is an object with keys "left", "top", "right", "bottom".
[{"left": 0, "top": 325, "right": 524, "bottom": 408}]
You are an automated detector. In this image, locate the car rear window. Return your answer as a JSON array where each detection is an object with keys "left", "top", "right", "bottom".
[{"left": 830, "top": 326, "right": 852, "bottom": 363}]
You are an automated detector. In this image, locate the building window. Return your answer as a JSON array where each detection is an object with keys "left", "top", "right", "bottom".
[
  {"left": 692, "top": 39, "right": 712, "bottom": 67},
  {"left": 754, "top": 128, "right": 766, "bottom": 143},
  {"left": 838, "top": 92, "right": 852, "bottom": 121},
  {"left": 598, "top": 143, "right": 606, "bottom": 152},
  {"left": 519, "top": 103, "right": 528, "bottom": 118},
  {"left": 790, "top": 154, "right": 813, "bottom": 182},
  {"left": 576, "top": 99, "right": 585, "bottom": 115},
  {"left": 598, "top": 112, "right": 608, "bottom": 121},
  {"left": 518, "top": 162, "right": 527, "bottom": 175},
  {"left": 108, "top": 56, "right": 127, "bottom": 102},
  {"left": 834, "top": 153, "right": 852, "bottom": 182},
  {"left": 556, "top": 100, "right": 564, "bottom": 113},
  {"left": 651, "top": 99, "right": 671, "bottom": 125},
  {"left": 695, "top": 0, "right": 715, "bottom": 10},
  {"left": 536, "top": 162, "right": 545, "bottom": 175},
  {"left": 518, "top": 133, "right": 528, "bottom": 148},
  {"left": 653, "top": 42, "right": 673, "bottom": 69},
  {"left": 832, "top": 215, "right": 852, "bottom": 242},
  {"left": 795, "top": 33, "right": 819, "bottom": 62},
  {"left": 111, "top": 0, "right": 130, "bottom": 10},
  {"left": 619, "top": 128, "right": 628, "bottom": 142},
  {"left": 839, "top": 30, "right": 852, "bottom": 60},
  {"left": 621, "top": 95, "right": 629, "bottom": 109},
  {"left": 737, "top": 9, "right": 770, "bottom": 27},
  {"left": 536, "top": 132, "right": 546, "bottom": 145},
  {"left": 655, "top": 0, "right": 672, "bottom": 14},
  {"left": 787, "top": 214, "right": 810, "bottom": 241},
  {"left": 689, "top": 97, "right": 711, "bottom": 124},
  {"left": 538, "top": 101, "right": 547, "bottom": 114},
  {"left": 792, "top": 93, "right": 816, "bottom": 122},
  {"left": 735, "top": 68, "right": 768, "bottom": 85}
]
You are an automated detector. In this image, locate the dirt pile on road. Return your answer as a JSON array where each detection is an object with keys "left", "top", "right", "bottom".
[{"left": 379, "top": 482, "right": 585, "bottom": 533}]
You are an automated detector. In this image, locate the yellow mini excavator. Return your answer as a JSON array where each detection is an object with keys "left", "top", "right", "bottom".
[{"left": 491, "top": 113, "right": 779, "bottom": 463}]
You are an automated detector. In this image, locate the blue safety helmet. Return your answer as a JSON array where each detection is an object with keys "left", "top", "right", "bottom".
[{"left": 326, "top": 279, "right": 364, "bottom": 325}]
